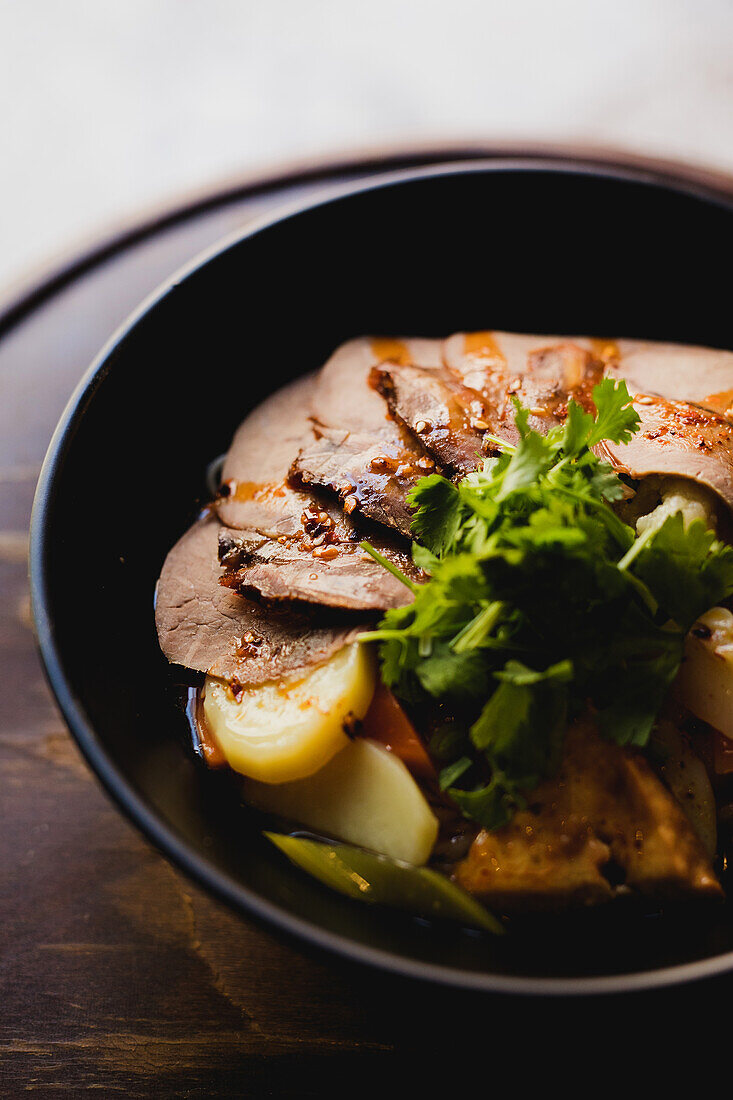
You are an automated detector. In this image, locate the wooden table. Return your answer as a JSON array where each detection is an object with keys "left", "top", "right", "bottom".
[{"left": 3, "top": 149, "right": 732, "bottom": 1095}]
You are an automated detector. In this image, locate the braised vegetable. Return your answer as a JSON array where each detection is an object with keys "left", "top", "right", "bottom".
[
  {"left": 244, "top": 738, "right": 438, "bottom": 865},
  {"left": 361, "top": 682, "right": 437, "bottom": 780},
  {"left": 202, "top": 642, "right": 376, "bottom": 783},
  {"left": 677, "top": 607, "right": 733, "bottom": 742},
  {"left": 653, "top": 719, "right": 717, "bottom": 858},
  {"left": 266, "top": 832, "right": 502, "bottom": 933}
]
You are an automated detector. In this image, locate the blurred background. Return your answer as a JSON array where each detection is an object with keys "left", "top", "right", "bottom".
[{"left": 2, "top": 0, "right": 732, "bottom": 295}]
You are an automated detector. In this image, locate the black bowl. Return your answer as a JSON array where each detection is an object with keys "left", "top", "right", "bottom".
[{"left": 30, "top": 159, "right": 733, "bottom": 994}]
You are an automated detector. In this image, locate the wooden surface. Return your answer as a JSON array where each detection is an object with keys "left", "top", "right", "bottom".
[{"left": 2, "top": 154, "right": 732, "bottom": 1095}]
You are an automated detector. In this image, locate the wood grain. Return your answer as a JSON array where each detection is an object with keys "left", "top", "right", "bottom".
[{"left": 0, "top": 175, "right": 446, "bottom": 1096}]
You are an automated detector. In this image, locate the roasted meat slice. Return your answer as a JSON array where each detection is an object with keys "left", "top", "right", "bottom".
[
  {"left": 454, "top": 722, "right": 721, "bottom": 912},
  {"left": 292, "top": 425, "right": 433, "bottom": 540},
  {"left": 444, "top": 331, "right": 605, "bottom": 445},
  {"left": 371, "top": 362, "right": 492, "bottom": 475},
  {"left": 601, "top": 393, "right": 733, "bottom": 513},
  {"left": 155, "top": 519, "right": 358, "bottom": 684},
  {"left": 445, "top": 330, "right": 733, "bottom": 515},
  {"left": 295, "top": 337, "right": 443, "bottom": 534},
  {"left": 215, "top": 369, "right": 420, "bottom": 610},
  {"left": 603, "top": 338, "right": 733, "bottom": 410},
  {"left": 218, "top": 521, "right": 418, "bottom": 612},
  {"left": 216, "top": 373, "right": 318, "bottom": 537}
]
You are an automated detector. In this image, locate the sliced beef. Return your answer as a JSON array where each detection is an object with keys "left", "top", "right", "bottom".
[
  {"left": 371, "top": 362, "right": 492, "bottom": 475},
  {"left": 606, "top": 339, "right": 733, "bottom": 411},
  {"left": 443, "top": 331, "right": 604, "bottom": 444},
  {"left": 454, "top": 721, "right": 721, "bottom": 911},
  {"left": 444, "top": 331, "right": 733, "bottom": 514},
  {"left": 597, "top": 342, "right": 733, "bottom": 514},
  {"left": 216, "top": 373, "right": 317, "bottom": 536},
  {"left": 291, "top": 426, "right": 429, "bottom": 539},
  {"left": 218, "top": 523, "right": 417, "bottom": 611},
  {"left": 215, "top": 369, "right": 421, "bottom": 610},
  {"left": 309, "top": 336, "right": 444, "bottom": 432},
  {"left": 198, "top": 330, "right": 733, "bottom": 635},
  {"left": 601, "top": 393, "right": 733, "bottom": 513},
  {"left": 293, "top": 337, "right": 443, "bottom": 535},
  {"left": 155, "top": 519, "right": 358, "bottom": 684}
]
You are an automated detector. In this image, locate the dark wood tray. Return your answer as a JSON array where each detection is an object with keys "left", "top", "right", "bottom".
[{"left": 4, "top": 145, "right": 732, "bottom": 1093}]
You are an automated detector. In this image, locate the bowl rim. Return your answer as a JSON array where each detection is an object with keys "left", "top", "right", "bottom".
[{"left": 29, "top": 154, "right": 733, "bottom": 996}]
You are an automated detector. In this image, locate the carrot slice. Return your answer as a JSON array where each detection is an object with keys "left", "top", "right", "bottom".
[{"left": 361, "top": 683, "right": 436, "bottom": 781}]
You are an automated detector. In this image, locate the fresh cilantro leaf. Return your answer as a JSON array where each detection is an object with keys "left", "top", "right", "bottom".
[
  {"left": 631, "top": 513, "right": 733, "bottom": 629},
  {"left": 585, "top": 377, "right": 641, "bottom": 447},
  {"left": 586, "top": 460, "right": 628, "bottom": 502},
  {"left": 495, "top": 431, "right": 552, "bottom": 500},
  {"left": 411, "top": 541, "right": 440, "bottom": 574},
  {"left": 558, "top": 399, "right": 595, "bottom": 456},
  {"left": 408, "top": 475, "right": 463, "bottom": 556},
  {"left": 448, "top": 771, "right": 525, "bottom": 832},
  {"left": 471, "top": 674, "right": 567, "bottom": 785},
  {"left": 415, "top": 645, "right": 492, "bottom": 701}
]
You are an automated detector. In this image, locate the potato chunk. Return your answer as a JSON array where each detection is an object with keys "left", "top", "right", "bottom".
[
  {"left": 636, "top": 476, "right": 718, "bottom": 535},
  {"left": 653, "top": 720, "right": 717, "bottom": 858},
  {"left": 203, "top": 642, "right": 376, "bottom": 783},
  {"left": 244, "top": 738, "right": 439, "bottom": 865},
  {"left": 677, "top": 607, "right": 733, "bottom": 741}
]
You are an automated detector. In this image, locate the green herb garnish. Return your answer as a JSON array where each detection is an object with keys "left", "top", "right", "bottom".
[{"left": 361, "top": 379, "right": 733, "bottom": 831}]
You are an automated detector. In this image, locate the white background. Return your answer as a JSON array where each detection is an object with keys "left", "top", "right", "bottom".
[{"left": 1, "top": 0, "right": 732, "bottom": 294}]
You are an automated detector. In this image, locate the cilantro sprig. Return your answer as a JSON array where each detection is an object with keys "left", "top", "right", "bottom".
[{"left": 361, "top": 379, "right": 733, "bottom": 831}]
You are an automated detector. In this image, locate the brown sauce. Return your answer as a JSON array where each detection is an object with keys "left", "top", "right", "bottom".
[
  {"left": 223, "top": 479, "right": 288, "bottom": 502},
  {"left": 463, "top": 331, "right": 506, "bottom": 365},
  {"left": 703, "top": 389, "right": 733, "bottom": 418},
  {"left": 589, "top": 338, "right": 621, "bottom": 365},
  {"left": 186, "top": 685, "right": 226, "bottom": 767},
  {"left": 371, "top": 337, "right": 412, "bottom": 365}
]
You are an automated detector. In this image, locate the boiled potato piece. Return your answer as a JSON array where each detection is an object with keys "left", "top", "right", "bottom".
[
  {"left": 677, "top": 607, "right": 733, "bottom": 742},
  {"left": 203, "top": 643, "right": 376, "bottom": 783},
  {"left": 653, "top": 719, "right": 717, "bottom": 858},
  {"left": 244, "top": 738, "right": 439, "bottom": 865},
  {"left": 636, "top": 476, "right": 718, "bottom": 536}
]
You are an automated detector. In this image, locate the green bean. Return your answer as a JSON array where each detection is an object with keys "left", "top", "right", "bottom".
[{"left": 265, "top": 832, "right": 503, "bottom": 934}]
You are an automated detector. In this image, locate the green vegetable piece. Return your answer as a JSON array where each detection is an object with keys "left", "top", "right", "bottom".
[{"left": 265, "top": 832, "right": 503, "bottom": 934}]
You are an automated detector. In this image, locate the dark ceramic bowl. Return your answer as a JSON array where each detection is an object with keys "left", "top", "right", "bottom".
[{"left": 30, "top": 159, "right": 733, "bottom": 994}]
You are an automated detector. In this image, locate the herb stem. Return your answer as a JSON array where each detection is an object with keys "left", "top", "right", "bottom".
[
  {"left": 552, "top": 485, "right": 632, "bottom": 548},
  {"left": 357, "top": 629, "right": 409, "bottom": 642},
  {"left": 359, "top": 542, "right": 418, "bottom": 591},
  {"left": 451, "top": 601, "right": 505, "bottom": 653},
  {"left": 483, "top": 434, "right": 515, "bottom": 454},
  {"left": 617, "top": 524, "right": 656, "bottom": 572}
]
